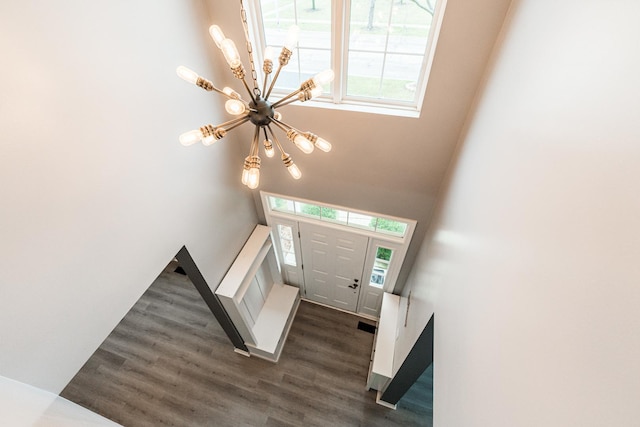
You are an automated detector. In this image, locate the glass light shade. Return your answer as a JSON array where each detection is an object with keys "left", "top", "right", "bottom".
[
  {"left": 264, "top": 140, "right": 275, "bottom": 158},
  {"left": 284, "top": 25, "right": 300, "bottom": 50},
  {"left": 287, "top": 163, "right": 302, "bottom": 179},
  {"left": 223, "top": 87, "right": 240, "bottom": 99},
  {"left": 314, "top": 136, "right": 332, "bottom": 152},
  {"left": 241, "top": 157, "right": 250, "bottom": 185},
  {"left": 310, "top": 86, "right": 323, "bottom": 99},
  {"left": 293, "top": 134, "right": 314, "bottom": 154},
  {"left": 264, "top": 46, "right": 276, "bottom": 62},
  {"left": 176, "top": 66, "right": 199, "bottom": 85},
  {"left": 225, "top": 99, "right": 246, "bottom": 115},
  {"left": 312, "top": 69, "right": 335, "bottom": 86},
  {"left": 247, "top": 168, "right": 260, "bottom": 189},
  {"left": 209, "top": 25, "right": 225, "bottom": 49},
  {"left": 202, "top": 135, "right": 216, "bottom": 146},
  {"left": 221, "top": 39, "right": 242, "bottom": 68},
  {"left": 179, "top": 129, "right": 203, "bottom": 146}
]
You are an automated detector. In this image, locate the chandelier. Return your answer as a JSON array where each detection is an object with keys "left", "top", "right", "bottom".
[{"left": 177, "top": 1, "right": 334, "bottom": 189}]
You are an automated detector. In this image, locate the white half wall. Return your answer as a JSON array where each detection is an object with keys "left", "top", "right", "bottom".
[
  {"left": 0, "top": 375, "right": 120, "bottom": 426},
  {"left": 395, "top": 0, "right": 640, "bottom": 425},
  {"left": 0, "top": 0, "right": 258, "bottom": 393}
]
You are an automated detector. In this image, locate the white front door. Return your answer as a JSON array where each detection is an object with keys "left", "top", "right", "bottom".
[{"left": 299, "top": 222, "right": 368, "bottom": 312}]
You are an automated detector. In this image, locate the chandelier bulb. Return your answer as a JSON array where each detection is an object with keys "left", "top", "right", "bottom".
[
  {"left": 310, "top": 86, "right": 323, "bottom": 99},
  {"left": 312, "top": 69, "right": 335, "bottom": 87},
  {"left": 209, "top": 25, "right": 225, "bottom": 49},
  {"left": 263, "top": 139, "right": 275, "bottom": 158},
  {"left": 179, "top": 129, "right": 203, "bottom": 146},
  {"left": 299, "top": 86, "right": 323, "bottom": 102},
  {"left": 241, "top": 156, "right": 251, "bottom": 185},
  {"left": 225, "top": 99, "right": 246, "bottom": 115},
  {"left": 291, "top": 132, "right": 314, "bottom": 154},
  {"left": 247, "top": 168, "right": 260, "bottom": 189},
  {"left": 314, "top": 136, "right": 332, "bottom": 152},
  {"left": 223, "top": 87, "right": 241, "bottom": 99},
  {"left": 274, "top": 111, "right": 282, "bottom": 121},
  {"left": 264, "top": 46, "right": 277, "bottom": 63},
  {"left": 221, "top": 38, "right": 242, "bottom": 68},
  {"left": 176, "top": 66, "right": 199, "bottom": 85},
  {"left": 282, "top": 153, "right": 302, "bottom": 180},
  {"left": 284, "top": 25, "right": 300, "bottom": 51},
  {"left": 287, "top": 163, "right": 302, "bottom": 180},
  {"left": 202, "top": 135, "right": 216, "bottom": 146}
]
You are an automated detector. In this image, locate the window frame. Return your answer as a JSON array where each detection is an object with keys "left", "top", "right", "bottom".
[{"left": 247, "top": 0, "right": 447, "bottom": 114}]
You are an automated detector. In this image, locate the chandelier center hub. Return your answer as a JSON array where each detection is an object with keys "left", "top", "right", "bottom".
[{"left": 248, "top": 97, "right": 274, "bottom": 126}]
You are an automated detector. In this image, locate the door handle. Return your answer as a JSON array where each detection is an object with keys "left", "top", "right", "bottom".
[{"left": 348, "top": 283, "right": 359, "bottom": 289}]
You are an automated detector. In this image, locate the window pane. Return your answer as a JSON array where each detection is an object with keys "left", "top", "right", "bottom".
[
  {"left": 269, "top": 196, "right": 295, "bottom": 213},
  {"left": 294, "top": 201, "right": 321, "bottom": 218},
  {"left": 277, "top": 224, "right": 297, "bottom": 267},
  {"left": 348, "top": 212, "right": 376, "bottom": 230},
  {"left": 370, "top": 246, "right": 394, "bottom": 288},
  {"left": 261, "top": 0, "right": 296, "bottom": 44},
  {"left": 346, "top": 51, "right": 384, "bottom": 98},
  {"left": 375, "top": 218, "right": 408, "bottom": 236},
  {"left": 261, "top": 0, "right": 332, "bottom": 92},
  {"left": 346, "top": 0, "right": 436, "bottom": 105},
  {"left": 381, "top": 53, "right": 422, "bottom": 101},
  {"left": 350, "top": 0, "right": 393, "bottom": 37},
  {"left": 277, "top": 61, "right": 301, "bottom": 90},
  {"left": 298, "top": 48, "right": 331, "bottom": 86},
  {"left": 320, "top": 207, "right": 348, "bottom": 224},
  {"left": 388, "top": 0, "right": 433, "bottom": 54}
]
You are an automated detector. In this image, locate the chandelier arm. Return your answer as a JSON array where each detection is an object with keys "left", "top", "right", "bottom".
[
  {"left": 270, "top": 117, "right": 299, "bottom": 133},
  {"left": 214, "top": 114, "right": 251, "bottom": 130},
  {"left": 270, "top": 89, "right": 302, "bottom": 109},
  {"left": 222, "top": 116, "right": 251, "bottom": 133},
  {"left": 272, "top": 97, "right": 302, "bottom": 109},
  {"left": 251, "top": 125, "right": 261, "bottom": 156},
  {"left": 266, "top": 125, "right": 287, "bottom": 156},
  {"left": 265, "top": 64, "right": 284, "bottom": 100},
  {"left": 262, "top": 74, "right": 269, "bottom": 97},
  {"left": 209, "top": 86, "right": 228, "bottom": 97},
  {"left": 268, "top": 118, "right": 289, "bottom": 134}
]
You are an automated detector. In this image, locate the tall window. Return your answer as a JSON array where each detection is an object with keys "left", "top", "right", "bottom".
[{"left": 250, "top": 0, "right": 443, "bottom": 111}]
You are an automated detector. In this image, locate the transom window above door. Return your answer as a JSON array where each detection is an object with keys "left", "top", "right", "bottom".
[
  {"left": 265, "top": 194, "right": 412, "bottom": 239},
  {"left": 247, "top": 0, "right": 445, "bottom": 115}
]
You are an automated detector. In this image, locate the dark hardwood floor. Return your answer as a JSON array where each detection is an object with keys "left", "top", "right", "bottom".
[{"left": 61, "top": 263, "right": 432, "bottom": 426}]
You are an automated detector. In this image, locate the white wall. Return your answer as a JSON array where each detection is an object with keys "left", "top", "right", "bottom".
[
  {"left": 0, "top": 0, "right": 258, "bottom": 394},
  {"left": 395, "top": 0, "right": 640, "bottom": 425}
]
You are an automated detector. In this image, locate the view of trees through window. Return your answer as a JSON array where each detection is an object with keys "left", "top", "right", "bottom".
[
  {"left": 257, "top": 0, "right": 437, "bottom": 104},
  {"left": 267, "top": 195, "right": 409, "bottom": 237}
]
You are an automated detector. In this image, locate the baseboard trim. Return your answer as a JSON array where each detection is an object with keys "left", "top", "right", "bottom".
[
  {"left": 233, "top": 348, "right": 251, "bottom": 357},
  {"left": 376, "top": 391, "right": 397, "bottom": 410}
]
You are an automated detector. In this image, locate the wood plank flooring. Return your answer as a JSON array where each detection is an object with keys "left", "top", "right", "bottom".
[{"left": 61, "top": 263, "right": 432, "bottom": 426}]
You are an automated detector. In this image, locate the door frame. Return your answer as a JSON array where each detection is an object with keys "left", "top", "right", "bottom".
[
  {"left": 261, "top": 192, "right": 416, "bottom": 318},
  {"left": 299, "top": 221, "right": 369, "bottom": 312}
]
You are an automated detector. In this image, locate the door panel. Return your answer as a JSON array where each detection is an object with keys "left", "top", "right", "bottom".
[{"left": 300, "top": 222, "right": 368, "bottom": 312}]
